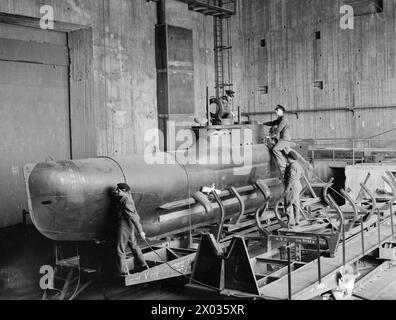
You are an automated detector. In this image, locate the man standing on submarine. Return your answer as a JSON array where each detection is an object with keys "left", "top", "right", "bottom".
[{"left": 114, "top": 183, "right": 149, "bottom": 276}]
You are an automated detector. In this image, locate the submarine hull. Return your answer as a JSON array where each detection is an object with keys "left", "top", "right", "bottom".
[{"left": 24, "top": 145, "right": 307, "bottom": 241}]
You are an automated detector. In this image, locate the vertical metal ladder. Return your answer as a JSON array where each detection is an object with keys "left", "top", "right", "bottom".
[
  {"left": 213, "top": 4, "right": 233, "bottom": 98},
  {"left": 175, "top": 0, "right": 237, "bottom": 98}
]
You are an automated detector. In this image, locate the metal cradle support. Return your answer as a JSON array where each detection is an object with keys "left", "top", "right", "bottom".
[{"left": 188, "top": 233, "right": 260, "bottom": 296}]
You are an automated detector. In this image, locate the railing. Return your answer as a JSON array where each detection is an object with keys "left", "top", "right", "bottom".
[
  {"left": 176, "top": 0, "right": 237, "bottom": 17},
  {"left": 295, "top": 138, "right": 396, "bottom": 165},
  {"left": 284, "top": 172, "right": 396, "bottom": 300}
]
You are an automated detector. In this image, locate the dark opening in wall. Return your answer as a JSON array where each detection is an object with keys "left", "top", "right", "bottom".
[
  {"left": 260, "top": 85, "right": 269, "bottom": 94},
  {"left": 260, "top": 39, "right": 266, "bottom": 47},
  {"left": 314, "top": 81, "right": 324, "bottom": 90},
  {"left": 343, "top": 0, "right": 384, "bottom": 16},
  {"left": 315, "top": 31, "right": 321, "bottom": 40}
]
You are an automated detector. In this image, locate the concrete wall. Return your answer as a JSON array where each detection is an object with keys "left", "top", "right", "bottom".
[
  {"left": 2, "top": 0, "right": 395, "bottom": 151},
  {"left": 345, "top": 164, "right": 396, "bottom": 200},
  {"left": 0, "top": 0, "right": 154, "bottom": 156},
  {"left": 0, "top": 0, "right": 245, "bottom": 228},
  {"left": 0, "top": 0, "right": 222, "bottom": 157},
  {"left": 239, "top": 0, "right": 396, "bottom": 141}
]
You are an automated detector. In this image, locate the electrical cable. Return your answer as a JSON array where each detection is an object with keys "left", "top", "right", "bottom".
[
  {"left": 68, "top": 266, "right": 81, "bottom": 300},
  {"left": 68, "top": 244, "right": 81, "bottom": 300},
  {"left": 97, "top": 156, "right": 127, "bottom": 184},
  {"left": 166, "top": 152, "right": 194, "bottom": 245}
]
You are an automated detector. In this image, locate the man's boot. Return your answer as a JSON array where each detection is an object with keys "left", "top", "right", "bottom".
[
  {"left": 280, "top": 168, "right": 286, "bottom": 181},
  {"left": 287, "top": 214, "right": 296, "bottom": 229},
  {"left": 136, "top": 264, "right": 149, "bottom": 272},
  {"left": 295, "top": 214, "right": 301, "bottom": 226}
]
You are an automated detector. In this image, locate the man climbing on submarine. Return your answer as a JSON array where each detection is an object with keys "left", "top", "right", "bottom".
[{"left": 261, "top": 104, "right": 292, "bottom": 179}]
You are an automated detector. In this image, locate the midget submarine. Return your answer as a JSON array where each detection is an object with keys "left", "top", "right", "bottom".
[{"left": 23, "top": 144, "right": 313, "bottom": 242}]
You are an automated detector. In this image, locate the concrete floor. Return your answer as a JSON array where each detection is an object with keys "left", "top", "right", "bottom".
[
  {"left": 0, "top": 225, "right": 223, "bottom": 300},
  {"left": 1, "top": 266, "right": 224, "bottom": 300},
  {"left": 1, "top": 224, "right": 396, "bottom": 300}
]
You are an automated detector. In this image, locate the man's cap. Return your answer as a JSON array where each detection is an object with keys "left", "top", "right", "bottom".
[
  {"left": 226, "top": 90, "right": 235, "bottom": 96},
  {"left": 288, "top": 150, "right": 299, "bottom": 161},
  {"left": 275, "top": 104, "right": 286, "bottom": 113},
  {"left": 117, "top": 183, "right": 131, "bottom": 192}
]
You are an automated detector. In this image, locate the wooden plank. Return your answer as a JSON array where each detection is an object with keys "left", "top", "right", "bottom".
[
  {"left": 0, "top": 38, "right": 68, "bottom": 66},
  {"left": 0, "top": 12, "right": 83, "bottom": 32},
  {"left": 125, "top": 252, "right": 196, "bottom": 286},
  {"left": 0, "top": 22, "right": 66, "bottom": 44}
]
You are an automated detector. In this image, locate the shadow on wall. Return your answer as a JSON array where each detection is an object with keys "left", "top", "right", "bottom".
[
  {"left": 312, "top": 161, "right": 346, "bottom": 206},
  {"left": 329, "top": 167, "right": 347, "bottom": 205}
]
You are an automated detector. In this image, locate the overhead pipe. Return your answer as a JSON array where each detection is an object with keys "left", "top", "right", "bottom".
[{"left": 243, "top": 105, "right": 396, "bottom": 119}]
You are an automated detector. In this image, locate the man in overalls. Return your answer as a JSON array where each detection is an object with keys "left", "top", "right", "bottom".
[
  {"left": 284, "top": 150, "right": 304, "bottom": 228},
  {"left": 114, "top": 183, "right": 149, "bottom": 276}
]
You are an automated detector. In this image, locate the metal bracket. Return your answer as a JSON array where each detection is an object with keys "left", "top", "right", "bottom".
[
  {"left": 302, "top": 174, "right": 318, "bottom": 199},
  {"left": 274, "top": 199, "right": 289, "bottom": 229},
  {"left": 341, "top": 189, "right": 359, "bottom": 232},
  {"left": 359, "top": 183, "right": 377, "bottom": 222},
  {"left": 229, "top": 187, "right": 245, "bottom": 225},
  {"left": 326, "top": 195, "right": 345, "bottom": 259},
  {"left": 383, "top": 172, "right": 396, "bottom": 238},
  {"left": 211, "top": 190, "right": 226, "bottom": 243},
  {"left": 356, "top": 173, "right": 371, "bottom": 203},
  {"left": 192, "top": 191, "right": 213, "bottom": 214},
  {"left": 254, "top": 181, "right": 273, "bottom": 237},
  {"left": 188, "top": 234, "right": 259, "bottom": 296},
  {"left": 323, "top": 178, "right": 334, "bottom": 206}
]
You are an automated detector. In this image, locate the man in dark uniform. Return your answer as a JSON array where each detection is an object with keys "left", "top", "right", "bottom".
[
  {"left": 224, "top": 89, "right": 235, "bottom": 101},
  {"left": 222, "top": 90, "right": 235, "bottom": 116},
  {"left": 283, "top": 150, "right": 304, "bottom": 228},
  {"left": 262, "top": 105, "right": 292, "bottom": 177},
  {"left": 114, "top": 183, "right": 149, "bottom": 276}
]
